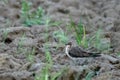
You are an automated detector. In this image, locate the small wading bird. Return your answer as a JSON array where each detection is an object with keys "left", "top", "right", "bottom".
[{"left": 65, "top": 42, "right": 101, "bottom": 59}]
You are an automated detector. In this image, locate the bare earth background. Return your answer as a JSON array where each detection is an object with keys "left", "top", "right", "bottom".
[{"left": 0, "top": 0, "right": 120, "bottom": 80}]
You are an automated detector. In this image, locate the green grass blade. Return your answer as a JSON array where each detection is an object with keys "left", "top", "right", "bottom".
[{"left": 85, "top": 71, "right": 95, "bottom": 80}]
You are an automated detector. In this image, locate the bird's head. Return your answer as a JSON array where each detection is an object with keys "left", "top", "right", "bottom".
[
  {"left": 65, "top": 42, "right": 72, "bottom": 48},
  {"left": 65, "top": 42, "right": 72, "bottom": 58},
  {"left": 65, "top": 42, "right": 72, "bottom": 53}
]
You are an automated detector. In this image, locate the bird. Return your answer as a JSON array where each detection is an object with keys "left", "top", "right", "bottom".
[{"left": 65, "top": 42, "right": 101, "bottom": 59}]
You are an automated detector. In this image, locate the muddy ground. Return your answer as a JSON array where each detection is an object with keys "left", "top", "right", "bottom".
[{"left": 0, "top": 0, "right": 120, "bottom": 80}]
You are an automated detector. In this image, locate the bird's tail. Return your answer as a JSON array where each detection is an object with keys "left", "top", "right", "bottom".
[{"left": 89, "top": 52, "right": 101, "bottom": 57}]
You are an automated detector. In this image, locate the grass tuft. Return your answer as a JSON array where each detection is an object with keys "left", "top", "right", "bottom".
[
  {"left": 85, "top": 71, "right": 95, "bottom": 80},
  {"left": 35, "top": 49, "right": 64, "bottom": 80},
  {"left": 69, "top": 17, "right": 87, "bottom": 47},
  {"left": 21, "top": 0, "right": 45, "bottom": 26},
  {"left": 53, "top": 30, "right": 68, "bottom": 44},
  {"left": 68, "top": 17, "right": 110, "bottom": 52}
]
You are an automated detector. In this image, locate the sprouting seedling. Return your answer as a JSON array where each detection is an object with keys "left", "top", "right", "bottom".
[
  {"left": 95, "top": 29, "right": 110, "bottom": 52},
  {"left": 35, "top": 48, "right": 52, "bottom": 80},
  {"left": 69, "top": 17, "right": 87, "bottom": 47},
  {"left": 21, "top": 0, "right": 31, "bottom": 19},
  {"left": 50, "top": 67, "right": 67, "bottom": 80},
  {"left": 35, "top": 48, "right": 66, "bottom": 80},
  {"left": 45, "top": 50, "right": 53, "bottom": 66},
  {"left": 27, "top": 47, "right": 35, "bottom": 62},
  {"left": 53, "top": 30, "right": 68, "bottom": 44},
  {"left": 94, "top": 29, "right": 102, "bottom": 49},
  {"left": 21, "top": 0, "right": 46, "bottom": 26},
  {"left": 80, "top": 24, "right": 87, "bottom": 47},
  {"left": 88, "top": 29, "right": 102, "bottom": 49},
  {"left": 85, "top": 71, "right": 95, "bottom": 80},
  {"left": 18, "top": 34, "right": 25, "bottom": 48},
  {"left": 88, "top": 29, "right": 110, "bottom": 53},
  {"left": 17, "top": 33, "right": 26, "bottom": 53}
]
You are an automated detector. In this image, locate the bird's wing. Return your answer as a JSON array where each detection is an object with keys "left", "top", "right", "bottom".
[
  {"left": 78, "top": 47, "right": 101, "bottom": 57},
  {"left": 69, "top": 46, "right": 90, "bottom": 57}
]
